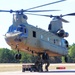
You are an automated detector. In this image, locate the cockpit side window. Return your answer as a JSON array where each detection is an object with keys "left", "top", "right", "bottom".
[
  {"left": 20, "top": 27, "right": 23, "bottom": 32},
  {"left": 17, "top": 25, "right": 28, "bottom": 38},
  {"left": 17, "top": 25, "right": 27, "bottom": 34},
  {"left": 24, "top": 28, "right": 26, "bottom": 33}
]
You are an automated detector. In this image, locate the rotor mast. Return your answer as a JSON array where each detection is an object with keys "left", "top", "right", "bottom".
[{"left": 13, "top": 13, "right": 28, "bottom": 26}]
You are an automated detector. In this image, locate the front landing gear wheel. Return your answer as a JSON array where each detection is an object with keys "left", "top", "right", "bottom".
[{"left": 15, "top": 53, "right": 22, "bottom": 59}]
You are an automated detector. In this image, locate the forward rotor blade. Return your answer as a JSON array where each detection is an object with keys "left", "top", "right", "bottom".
[
  {"left": 0, "top": 10, "right": 16, "bottom": 13},
  {"left": 0, "top": 10, "right": 10, "bottom": 12},
  {"left": 25, "top": 0, "right": 66, "bottom": 11},
  {"left": 26, "top": 10, "right": 60, "bottom": 12},
  {"left": 0, "top": 9, "right": 60, "bottom": 13}
]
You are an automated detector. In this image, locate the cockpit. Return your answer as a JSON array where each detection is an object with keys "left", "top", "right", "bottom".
[
  {"left": 7, "top": 24, "right": 27, "bottom": 32},
  {"left": 17, "top": 24, "right": 28, "bottom": 38},
  {"left": 7, "top": 24, "right": 28, "bottom": 38},
  {"left": 17, "top": 25, "right": 27, "bottom": 33}
]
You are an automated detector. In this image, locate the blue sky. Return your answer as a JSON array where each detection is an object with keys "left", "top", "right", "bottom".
[{"left": 0, "top": 0, "right": 75, "bottom": 49}]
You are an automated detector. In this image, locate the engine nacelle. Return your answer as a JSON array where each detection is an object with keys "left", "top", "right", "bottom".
[
  {"left": 63, "top": 32, "right": 69, "bottom": 37},
  {"left": 57, "top": 29, "right": 65, "bottom": 37},
  {"left": 57, "top": 29, "right": 69, "bottom": 37}
]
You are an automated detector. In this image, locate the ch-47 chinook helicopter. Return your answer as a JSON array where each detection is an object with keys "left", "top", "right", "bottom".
[{"left": 1, "top": 0, "right": 75, "bottom": 71}]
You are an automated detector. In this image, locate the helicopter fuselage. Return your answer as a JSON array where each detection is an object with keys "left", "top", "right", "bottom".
[{"left": 5, "top": 22, "right": 68, "bottom": 56}]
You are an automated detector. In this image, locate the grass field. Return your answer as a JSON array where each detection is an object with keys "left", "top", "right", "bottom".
[{"left": 0, "top": 63, "right": 75, "bottom": 72}]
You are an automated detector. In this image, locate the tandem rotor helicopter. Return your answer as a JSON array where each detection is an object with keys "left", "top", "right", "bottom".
[{"left": 1, "top": 0, "right": 75, "bottom": 71}]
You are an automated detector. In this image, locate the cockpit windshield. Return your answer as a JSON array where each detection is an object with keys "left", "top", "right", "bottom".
[
  {"left": 7, "top": 24, "right": 28, "bottom": 38},
  {"left": 7, "top": 25, "right": 17, "bottom": 33},
  {"left": 7, "top": 24, "right": 27, "bottom": 33},
  {"left": 17, "top": 26, "right": 23, "bottom": 32}
]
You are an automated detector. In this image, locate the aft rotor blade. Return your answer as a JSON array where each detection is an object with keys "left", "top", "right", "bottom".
[
  {"left": 59, "top": 17, "right": 69, "bottom": 23},
  {"left": 63, "top": 13, "right": 75, "bottom": 16},
  {"left": 53, "top": 16, "right": 69, "bottom": 23},
  {"left": 26, "top": 13, "right": 69, "bottom": 23},
  {"left": 25, "top": 0, "right": 66, "bottom": 11},
  {"left": 25, "top": 13, "right": 50, "bottom": 17}
]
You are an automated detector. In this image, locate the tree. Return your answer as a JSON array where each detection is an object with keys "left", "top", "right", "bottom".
[
  {"left": 68, "top": 43, "right": 75, "bottom": 62},
  {"left": 20, "top": 51, "right": 32, "bottom": 63},
  {"left": 0, "top": 48, "right": 33, "bottom": 63},
  {"left": 0, "top": 48, "right": 14, "bottom": 63}
]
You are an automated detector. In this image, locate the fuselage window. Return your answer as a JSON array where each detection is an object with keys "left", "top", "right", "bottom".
[
  {"left": 47, "top": 37, "right": 50, "bottom": 41},
  {"left": 33, "top": 31, "right": 36, "bottom": 38},
  {"left": 41, "top": 35, "right": 43, "bottom": 39},
  {"left": 54, "top": 39, "right": 56, "bottom": 43}
]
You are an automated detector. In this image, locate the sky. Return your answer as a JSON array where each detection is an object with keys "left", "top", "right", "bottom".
[{"left": 0, "top": 0, "right": 75, "bottom": 49}]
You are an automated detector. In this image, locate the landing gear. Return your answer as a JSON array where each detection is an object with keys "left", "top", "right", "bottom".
[
  {"left": 34, "top": 51, "right": 50, "bottom": 72},
  {"left": 15, "top": 50, "right": 22, "bottom": 60},
  {"left": 64, "top": 56, "right": 68, "bottom": 63},
  {"left": 15, "top": 53, "right": 22, "bottom": 59},
  {"left": 42, "top": 51, "right": 50, "bottom": 72},
  {"left": 34, "top": 53, "right": 43, "bottom": 72}
]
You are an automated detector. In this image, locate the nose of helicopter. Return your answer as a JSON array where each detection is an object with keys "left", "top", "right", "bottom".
[
  {"left": 5, "top": 32, "right": 22, "bottom": 46},
  {"left": 5, "top": 30, "right": 28, "bottom": 50},
  {"left": 5, "top": 32, "right": 22, "bottom": 38}
]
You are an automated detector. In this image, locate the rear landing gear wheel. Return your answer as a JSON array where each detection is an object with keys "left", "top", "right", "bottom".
[{"left": 64, "top": 56, "right": 68, "bottom": 63}]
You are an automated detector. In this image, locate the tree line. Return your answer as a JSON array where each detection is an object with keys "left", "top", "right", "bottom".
[
  {"left": 0, "top": 48, "right": 32, "bottom": 63},
  {"left": 0, "top": 43, "right": 75, "bottom": 63}
]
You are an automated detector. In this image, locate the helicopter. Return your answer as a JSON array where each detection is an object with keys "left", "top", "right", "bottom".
[{"left": 1, "top": 0, "right": 75, "bottom": 71}]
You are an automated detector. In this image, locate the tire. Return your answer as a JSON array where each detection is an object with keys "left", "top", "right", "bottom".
[
  {"left": 22, "top": 68, "right": 25, "bottom": 72},
  {"left": 15, "top": 54, "right": 22, "bottom": 59},
  {"left": 65, "top": 56, "right": 68, "bottom": 63}
]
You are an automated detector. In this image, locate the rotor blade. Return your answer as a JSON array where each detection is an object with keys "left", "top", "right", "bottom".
[
  {"left": 0, "top": 10, "right": 10, "bottom": 12},
  {"left": 63, "top": 13, "right": 75, "bottom": 16},
  {"left": 25, "top": 0, "right": 66, "bottom": 11},
  {"left": 58, "top": 17, "right": 69, "bottom": 23},
  {"left": 26, "top": 9, "right": 60, "bottom": 12},
  {"left": 25, "top": 13, "right": 69, "bottom": 23},
  {"left": 25, "top": 13, "right": 51, "bottom": 17},
  {"left": 0, "top": 10, "right": 16, "bottom": 13},
  {"left": 0, "top": 9, "right": 60, "bottom": 13}
]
